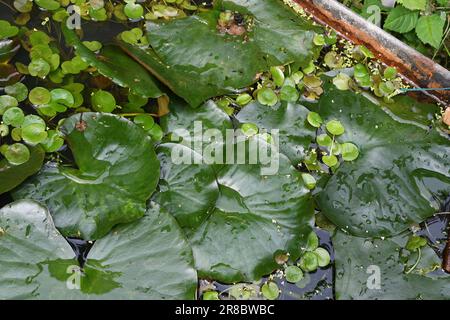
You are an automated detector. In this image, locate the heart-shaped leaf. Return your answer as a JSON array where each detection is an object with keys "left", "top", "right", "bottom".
[
  {"left": 13, "top": 113, "right": 160, "bottom": 240},
  {"left": 313, "top": 81, "right": 450, "bottom": 238},
  {"left": 0, "top": 145, "right": 44, "bottom": 195},
  {"left": 236, "top": 101, "right": 316, "bottom": 165},
  {"left": 62, "top": 24, "right": 163, "bottom": 99},
  {"left": 121, "top": 0, "right": 319, "bottom": 107},
  {"left": 334, "top": 230, "right": 450, "bottom": 300},
  {"left": 0, "top": 201, "right": 197, "bottom": 299}
]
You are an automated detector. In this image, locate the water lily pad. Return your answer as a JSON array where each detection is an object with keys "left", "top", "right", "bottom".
[
  {"left": 121, "top": 0, "right": 319, "bottom": 107},
  {"left": 334, "top": 230, "right": 450, "bottom": 299},
  {"left": 0, "top": 201, "right": 197, "bottom": 299},
  {"left": 314, "top": 80, "right": 450, "bottom": 238},
  {"left": 236, "top": 101, "right": 316, "bottom": 165},
  {"left": 161, "top": 97, "right": 233, "bottom": 141},
  {"left": 189, "top": 136, "right": 314, "bottom": 283},
  {"left": 0, "top": 145, "right": 44, "bottom": 195},
  {"left": 158, "top": 102, "right": 314, "bottom": 282},
  {"left": 62, "top": 24, "right": 163, "bottom": 99},
  {"left": 13, "top": 113, "right": 160, "bottom": 240}
]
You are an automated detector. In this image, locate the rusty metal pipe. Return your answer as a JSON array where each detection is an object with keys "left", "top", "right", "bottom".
[{"left": 294, "top": 0, "right": 450, "bottom": 106}]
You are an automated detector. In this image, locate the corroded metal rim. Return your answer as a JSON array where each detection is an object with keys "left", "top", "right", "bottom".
[{"left": 294, "top": 0, "right": 450, "bottom": 106}]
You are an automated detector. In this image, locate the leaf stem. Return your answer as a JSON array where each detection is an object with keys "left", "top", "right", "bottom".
[{"left": 405, "top": 248, "right": 422, "bottom": 275}]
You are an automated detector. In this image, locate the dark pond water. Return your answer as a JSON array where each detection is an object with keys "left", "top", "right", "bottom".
[{"left": 0, "top": 1, "right": 448, "bottom": 300}]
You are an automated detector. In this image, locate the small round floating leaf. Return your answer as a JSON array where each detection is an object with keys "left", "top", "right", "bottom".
[
  {"left": 299, "top": 252, "right": 319, "bottom": 272},
  {"left": 82, "top": 41, "right": 102, "bottom": 52},
  {"left": 406, "top": 236, "right": 427, "bottom": 252},
  {"left": 0, "top": 95, "right": 18, "bottom": 114},
  {"left": 124, "top": 2, "right": 144, "bottom": 19},
  {"left": 384, "top": 67, "right": 397, "bottom": 80},
  {"left": 261, "top": 282, "right": 279, "bottom": 300},
  {"left": 341, "top": 142, "right": 359, "bottom": 161},
  {"left": 236, "top": 93, "right": 252, "bottom": 106},
  {"left": 313, "top": 34, "right": 325, "bottom": 46},
  {"left": 51, "top": 88, "right": 74, "bottom": 107},
  {"left": 307, "top": 111, "right": 323, "bottom": 128},
  {"left": 91, "top": 90, "right": 116, "bottom": 113},
  {"left": 241, "top": 123, "right": 259, "bottom": 137},
  {"left": 203, "top": 291, "right": 220, "bottom": 300},
  {"left": 314, "top": 247, "right": 331, "bottom": 267},
  {"left": 41, "top": 130, "right": 64, "bottom": 153},
  {"left": 326, "top": 120, "right": 345, "bottom": 136},
  {"left": 4, "top": 82, "right": 28, "bottom": 102},
  {"left": 22, "top": 115, "right": 46, "bottom": 130},
  {"left": 0, "top": 20, "right": 19, "bottom": 40},
  {"left": 332, "top": 73, "right": 351, "bottom": 91},
  {"left": 29, "top": 87, "right": 51, "bottom": 105},
  {"left": 34, "top": 0, "right": 60, "bottom": 10},
  {"left": 148, "top": 124, "right": 163, "bottom": 141},
  {"left": 29, "top": 31, "right": 50, "bottom": 46},
  {"left": 120, "top": 30, "right": 139, "bottom": 45},
  {"left": 0, "top": 124, "right": 9, "bottom": 137},
  {"left": 28, "top": 58, "right": 51, "bottom": 78},
  {"left": 280, "top": 86, "right": 299, "bottom": 102},
  {"left": 322, "top": 155, "right": 338, "bottom": 167},
  {"left": 306, "top": 231, "right": 319, "bottom": 251},
  {"left": 285, "top": 266, "right": 303, "bottom": 283},
  {"left": 2, "top": 107, "right": 24, "bottom": 127},
  {"left": 332, "top": 142, "right": 342, "bottom": 156},
  {"left": 301, "top": 173, "right": 316, "bottom": 190},
  {"left": 270, "top": 66, "right": 285, "bottom": 87},
  {"left": 316, "top": 134, "right": 332, "bottom": 147},
  {"left": 13, "top": 0, "right": 33, "bottom": 13},
  {"left": 11, "top": 128, "right": 21, "bottom": 141},
  {"left": 4, "top": 143, "right": 30, "bottom": 165},
  {"left": 257, "top": 88, "right": 278, "bottom": 106},
  {"left": 22, "top": 124, "right": 48, "bottom": 145},
  {"left": 134, "top": 114, "right": 155, "bottom": 131}
]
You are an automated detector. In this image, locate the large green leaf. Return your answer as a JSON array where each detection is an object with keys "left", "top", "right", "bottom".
[
  {"left": 121, "top": 0, "right": 319, "bottom": 107},
  {"left": 190, "top": 138, "right": 315, "bottom": 283},
  {"left": 0, "top": 200, "right": 78, "bottom": 299},
  {"left": 236, "top": 101, "right": 316, "bottom": 165},
  {"left": 0, "top": 201, "right": 197, "bottom": 299},
  {"left": 334, "top": 230, "right": 450, "bottom": 300},
  {"left": 13, "top": 113, "right": 160, "bottom": 240},
  {"left": 314, "top": 81, "right": 450, "bottom": 238},
  {"left": 157, "top": 101, "right": 314, "bottom": 282},
  {"left": 0, "top": 145, "right": 44, "bottom": 195},
  {"left": 62, "top": 24, "right": 163, "bottom": 99}
]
